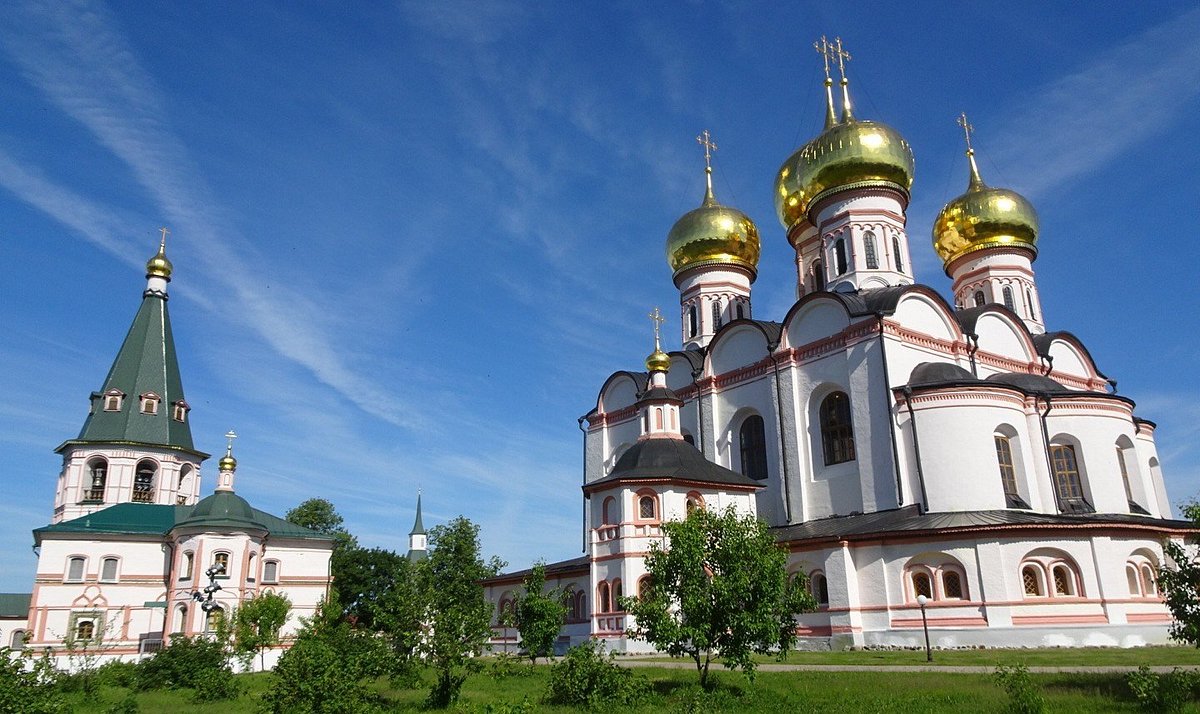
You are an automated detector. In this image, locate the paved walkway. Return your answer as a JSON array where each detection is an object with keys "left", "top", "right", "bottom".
[{"left": 616, "top": 659, "right": 1199, "bottom": 674}]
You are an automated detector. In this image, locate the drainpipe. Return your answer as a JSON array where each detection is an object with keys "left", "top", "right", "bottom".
[
  {"left": 1037, "top": 393, "right": 1061, "bottom": 513},
  {"left": 691, "top": 365, "right": 705, "bottom": 453},
  {"left": 1107, "top": 378, "right": 1118, "bottom": 395},
  {"left": 876, "top": 313, "right": 905, "bottom": 508},
  {"left": 1040, "top": 354, "right": 1054, "bottom": 377},
  {"left": 770, "top": 346, "right": 794, "bottom": 523},
  {"left": 577, "top": 416, "right": 588, "bottom": 553},
  {"left": 901, "top": 386, "right": 929, "bottom": 513},
  {"left": 966, "top": 332, "right": 980, "bottom": 377}
]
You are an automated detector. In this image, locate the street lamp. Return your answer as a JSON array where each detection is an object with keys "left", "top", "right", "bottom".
[{"left": 916, "top": 594, "right": 932, "bottom": 662}]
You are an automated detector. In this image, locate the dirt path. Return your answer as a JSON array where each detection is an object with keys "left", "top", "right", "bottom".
[{"left": 615, "top": 660, "right": 1199, "bottom": 674}]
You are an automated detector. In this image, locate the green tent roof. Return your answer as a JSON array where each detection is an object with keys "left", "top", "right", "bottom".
[
  {"left": 33, "top": 501, "right": 334, "bottom": 544},
  {"left": 65, "top": 291, "right": 197, "bottom": 453}
]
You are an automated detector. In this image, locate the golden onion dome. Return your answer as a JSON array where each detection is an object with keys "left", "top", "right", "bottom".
[
  {"left": 666, "top": 175, "right": 760, "bottom": 278},
  {"left": 218, "top": 453, "right": 237, "bottom": 472},
  {"left": 146, "top": 244, "right": 173, "bottom": 279},
  {"left": 932, "top": 150, "right": 1038, "bottom": 270},
  {"left": 645, "top": 347, "right": 671, "bottom": 373},
  {"left": 775, "top": 119, "right": 914, "bottom": 232}
]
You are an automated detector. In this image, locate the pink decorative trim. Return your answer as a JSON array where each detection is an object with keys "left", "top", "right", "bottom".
[
  {"left": 1126, "top": 612, "right": 1173, "bottom": 624},
  {"left": 1011, "top": 614, "right": 1108, "bottom": 626},
  {"left": 890, "top": 616, "right": 988, "bottom": 628}
]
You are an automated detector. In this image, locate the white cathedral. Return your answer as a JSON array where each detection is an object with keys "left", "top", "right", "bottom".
[{"left": 484, "top": 41, "right": 1192, "bottom": 651}]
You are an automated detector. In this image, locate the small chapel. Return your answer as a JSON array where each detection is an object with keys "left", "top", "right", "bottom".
[
  {"left": 1, "top": 235, "right": 333, "bottom": 667},
  {"left": 483, "top": 37, "right": 1194, "bottom": 652}
]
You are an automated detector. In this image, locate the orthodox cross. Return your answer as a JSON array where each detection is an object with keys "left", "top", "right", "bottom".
[
  {"left": 696, "top": 129, "right": 717, "bottom": 171},
  {"left": 648, "top": 306, "right": 665, "bottom": 350},
  {"left": 224, "top": 429, "right": 237, "bottom": 455},
  {"left": 813, "top": 35, "right": 834, "bottom": 79},
  {"left": 831, "top": 37, "right": 852, "bottom": 80},
  {"left": 158, "top": 226, "right": 170, "bottom": 249},
  {"left": 957, "top": 112, "right": 975, "bottom": 153}
]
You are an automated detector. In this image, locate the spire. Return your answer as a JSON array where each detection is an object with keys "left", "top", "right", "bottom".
[
  {"left": 68, "top": 234, "right": 196, "bottom": 453},
  {"left": 958, "top": 112, "right": 986, "bottom": 191},
  {"left": 832, "top": 37, "right": 854, "bottom": 123},
  {"left": 409, "top": 492, "right": 426, "bottom": 536},
  {"left": 696, "top": 129, "right": 719, "bottom": 206},
  {"left": 814, "top": 36, "right": 837, "bottom": 129},
  {"left": 215, "top": 430, "right": 237, "bottom": 492},
  {"left": 407, "top": 491, "right": 428, "bottom": 562}
]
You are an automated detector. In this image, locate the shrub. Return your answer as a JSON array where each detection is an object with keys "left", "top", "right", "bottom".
[
  {"left": 261, "top": 612, "right": 391, "bottom": 714},
  {"left": 488, "top": 652, "right": 535, "bottom": 680},
  {"left": 994, "top": 663, "right": 1045, "bottom": 714},
  {"left": 0, "top": 649, "right": 66, "bottom": 714},
  {"left": 135, "top": 635, "right": 237, "bottom": 700},
  {"left": 544, "top": 641, "right": 648, "bottom": 709},
  {"left": 104, "top": 692, "right": 140, "bottom": 714},
  {"left": 94, "top": 660, "right": 138, "bottom": 688},
  {"left": 1127, "top": 665, "right": 1199, "bottom": 713}
]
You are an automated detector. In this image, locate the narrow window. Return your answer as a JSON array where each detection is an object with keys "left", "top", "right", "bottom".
[
  {"left": 1022, "top": 565, "right": 1043, "bottom": 596},
  {"left": 942, "top": 571, "right": 963, "bottom": 599},
  {"left": 1126, "top": 565, "right": 1141, "bottom": 595},
  {"left": 834, "top": 238, "right": 847, "bottom": 275},
  {"left": 180, "top": 551, "right": 194, "bottom": 581},
  {"left": 133, "top": 460, "right": 156, "bottom": 503},
  {"left": 735, "top": 302, "right": 745, "bottom": 320},
  {"left": 263, "top": 560, "right": 279, "bottom": 584},
  {"left": 812, "top": 261, "right": 826, "bottom": 291},
  {"left": 688, "top": 304, "right": 698, "bottom": 338},
  {"left": 812, "top": 573, "right": 829, "bottom": 606},
  {"left": 1002, "top": 286, "right": 1015, "bottom": 311},
  {"left": 100, "top": 557, "right": 118, "bottom": 583},
  {"left": 685, "top": 495, "right": 704, "bottom": 514},
  {"left": 994, "top": 436, "right": 1026, "bottom": 508},
  {"left": 75, "top": 620, "right": 95, "bottom": 641},
  {"left": 205, "top": 607, "right": 224, "bottom": 633},
  {"left": 892, "top": 234, "right": 904, "bottom": 272},
  {"left": 654, "top": 408, "right": 663, "bottom": 430},
  {"left": 863, "top": 230, "right": 878, "bottom": 269},
  {"left": 911, "top": 572, "right": 932, "bottom": 599},
  {"left": 602, "top": 496, "right": 616, "bottom": 525},
  {"left": 213, "top": 552, "right": 230, "bottom": 577},
  {"left": 172, "top": 402, "right": 188, "bottom": 422},
  {"left": 973, "top": 290, "right": 985, "bottom": 307},
  {"left": 103, "top": 390, "right": 123, "bottom": 411},
  {"left": 174, "top": 605, "right": 187, "bottom": 633},
  {"left": 247, "top": 553, "right": 257, "bottom": 582},
  {"left": 613, "top": 580, "right": 623, "bottom": 608},
  {"left": 598, "top": 582, "right": 611, "bottom": 613},
  {"left": 1117, "top": 448, "right": 1134, "bottom": 504},
  {"left": 140, "top": 393, "right": 160, "bottom": 415},
  {"left": 1052, "top": 565, "right": 1074, "bottom": 596},
  {"left": 1026, "top": 289, "right": 1037, "bottom": 320},
  {"left": 638, "top": 494, "right": 656, "bottom": 520},
  {"left": 9, "top": 630, "right": 26, "bottom": 649},
  {"left": 739, "top": 415, "right": 769, "bottom": 480},
  {"left": 85, "top": 459, "right": 107, "bottom": 502},
  {"left": 820, "top": 392, "right": 856, "bottom": 465},
  {"left": 638, "top": 576, "right": 652, "bottom": 601},
  {"left": 1050, "top": 444, "right": 1089, "bottom": 511},
  {"left": 712, "top": 301, "right": 722, "bottom": 330},
  {"left": 67, "top": 557, "right": 85, "bottom": 583},
  {"left": 1141, "top": 566, "right": 1156, "bottom": 595}
]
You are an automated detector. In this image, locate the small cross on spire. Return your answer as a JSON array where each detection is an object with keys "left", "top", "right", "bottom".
[
  {"left": 830, "top": 37, "right": 852, "bottom": 80},
  {"left": 696, "top": 130, "right": 717, "bottom": 171},
  {"left": 957, "top": 112, "right": 975, "bottom": 153},
  {"left": 224, "top": 429, "right": 238, "bottom": 456},
  {"left": 648, "top": 306, "right": 665, "bottom": 350},
  {"left": 158, "top": 226, "right": 170, "bottom": 250},
  {"left": 957, "top": 112, "right": 985, "bottom": 189},
  {"left": 814, "top": 35, "right": 834, "bottom": 80}
]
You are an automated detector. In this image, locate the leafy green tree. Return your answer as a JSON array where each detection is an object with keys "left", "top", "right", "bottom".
[
  {"left": 233, "top": 591, "right": 292, "bottom": 670},
  {"left": 368, "top": 555, "right": 426, "bottom": 679},
  {"left": 1158, "top": 502, "right": 1200, "bottom": 646},
  {"left": 334, "top": 546, "right": 409, "bottom": 629},
  {"left": 621, "top": 506, "right": 815, "bottom": 688},
  {"left": 421, "top": 517, "right": 505, "bottom": 708},
  {"left": 0, "top": 649, "right": 65, "bottom": 714},
  {"left": 286, "top": 498, "right": 357, "bottom": 552},
  {"left": 513, "top": 562, "right": 567, "bottom": 663}
]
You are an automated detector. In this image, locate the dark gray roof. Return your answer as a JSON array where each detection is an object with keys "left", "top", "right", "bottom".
[
  {"left": 586, "top": 438, "right": 761, "bottom": 490},
  {"left": 1033, "top": 331, "right": 1109, "bottom": 380},
  {"left": 488, "top": 555, "right": 590, "bottom": 584},
  {"left": 638, "top": 386, "right": 682, "bottom": 404},
  {"left": 984, "top": 372, "right": 1068, "bottom": 393},
  {"left": 909, "top": 362, "right": 976, "bottom": 386},
  {"left": 0, "top": 593, "right": 31, "bottom": 619},
  {"left": 772, "top": 505, "right": 1196, "bottom": 544}
]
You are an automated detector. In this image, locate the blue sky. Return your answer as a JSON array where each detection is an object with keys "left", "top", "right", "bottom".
[{"left": 1, "top": 2, "right": 1198, "bottom": 591}]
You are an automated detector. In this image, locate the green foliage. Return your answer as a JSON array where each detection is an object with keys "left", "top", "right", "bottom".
[
  {"left": 456, "top": 696, "right": 535, "bottom": 714},
  {"left": 103, "top": 692, "right": 139, "bottom": 714},
  {"left": 513, "top": 562, "right": 567, "bottom": 664},
  {"left": 365, "top": 553, "right": 426, "bottom": 682},
  {"left": 1126, "top": 665, "right": 1199, "bottom": 713},
  {"left": 421, "top": 517, "right": 505, "bottom": 708},
  {"left": 488, "top": 653, "right": 535, "bottom": 680},
  {"left": 543, "top": 640, "right": 648, "bottom": 708},
  {"left": 234, "top": 591, "right": 292, "bottom": 670},
  {"left": 1159, "top": 502, "right": 1200, "bottom": 647},
  {"left": 134, "top": 635, "right": 237, "bottom": 700},
  {"left": 93, "top": 660, "right": 138, "bottom": 688},
  {"left": 334, "top": 546, "right": 409, "bottom": 628},
  {"left": 261, "top": 593, "right": 393, "bottom": 714},
  {"left": 622, "top": 506, "right": 816, "bottom": 687},
  {"left": 0, "top": 649, "right": 66, "bottom": 713},
  {"left": 994, "top": 664, "right": 1045, "bottom": 714}
]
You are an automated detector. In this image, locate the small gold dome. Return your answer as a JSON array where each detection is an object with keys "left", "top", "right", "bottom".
[
  {"left": 146, "top": 246, "right": 173, "bottom": 279},
  {"left": 775, "top": 119, "right": 914, "bottom": 232},
  {"left": 932, "top": 155, "right": 1038, "bottom": 270},
  {"left": 218, "top": 454, "right": 237, "bottom": 472},
  {"left": 645, "top": 348, "right": 671, "bottom": 373},
  {"left": 666, "top": 186, "right": 760, "bottom": 278}
]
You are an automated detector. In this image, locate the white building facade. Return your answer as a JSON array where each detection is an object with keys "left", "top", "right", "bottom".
[{"left": 485, "top": 48, "right": 1190, "bottom": 652}]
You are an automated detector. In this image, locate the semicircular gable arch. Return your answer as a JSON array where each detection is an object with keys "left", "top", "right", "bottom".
[
  {"left": 595, "top": 371, "right": 648, "bottom": 415},
  {"left": 667, "top": 351, "right": 703, "bottom": 391},
  {"left": 707, "top": 321, "right": 774, "bottom": 376},
  {"left": 971, "top": 307, "right": 1038, "bottom": 365},
  {"left": 1034, "top": 332, "right": 1106, "bottom": 383},
  {"left": 780, "top": 293, "right": 853, "bottom": 351},
  {"left": 891, "top": 291, "right": 964, "bottom": 344}
]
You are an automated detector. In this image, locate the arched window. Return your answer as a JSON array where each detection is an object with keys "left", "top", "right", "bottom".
[
  {"left": 85, "top": 458, "right": 107, "bottom": 502},
  {"left": 1021, "top": 565, "right": 1043, "bottom": 596},
  {"left": 133, "top": 460, "right": 156, "bottom": 503},
  {"left": 637, "top": 576, "right": 652, "bottom": 601},
  {"left": 911, "top": 571, "right": 932, "bottom": 599},
  {"left": 1002, "top": 286, "right": 1015, "bottom": 311},
  {"left": 973, "top": 290, "right": 985, "bottom": 307},
  {"left": 1141, "top": 565, "right": 1157, "bottom": 596},
  {"left": 9, "top": 630, "right": 26, "bottom": 649},
  {"left": 655, "top": 408, "right": 664, "bottom": 430},
  {"left": 1026, "top": 289, "right": 1036, "bottom": 320},
  {"left": 685, "top": 493, "right": 705, "bottom": 514},
  {"left": 100, "top": 557, "right": 119, "bottom": 583},
  {"left": 994, "top": 435, "right": 1028, "bottom": 508},
  {"left": 637, "top": 493, "right": 658, "bottom": 521},
  {"left": 213, "top": 552, "right": 230, "bottom": 577},
  {"left": 576, "top": 591, "right": 586, "bottom": 619},
  {"left": 174, "top": 605, "right": 187, "bottom": 633},
  {"left": 942, "top": 571, "right": 963, "bottom": 599},
  {"left": 172, "top": 401, "right": 189, "bottom": 422},
  {"left": 205, "top": 607, "right": 225, "bottom": 633},
  {"left": 688, "top": 304, "right": 698, "bottom": 338},
  {"left": 712, "top": 301, "right": 722, "bottom": 330},
  {"left": 247, "top": 553, "right": 257, "bottom": 582},
  {"left": 812, "top": 261, "right": 826, "bottom": 291},
  {"left": 598, "top": 582, "right": 611, "bottom": 613},
  {"left": 263, "top": 560, "right": 279, "bottom": 584},
  {"left": 735, "top": 302, "right": 745, "bottom": 320},
  {"left": 180, "top": 551, "right": 194, "bottom": 581},
  {"left": 1050, "top": 444, "right": 1090, "bottom": 512},
  {"left": 66, "top": 556, "right": 86, "bottom": 583},
  {"left": 602, "top": 496, "right": 616, "bottom": 525},
  {"left": 1052, "top": 565, "right": 1075, "bottom": 596},
  {"left": 75, "top": 619, "right": 95, "bottom": 642},
  {"left": 834, "top": 238, "right": 847, "bottom": 275},
  {"left": 811, "top": 571, "right": 829, "bottom": 606},
  {"left": 103, "top": 389, "right": 124, "bottom": 411},
  {"left": 819, "top": 392, "right": 856, "bottom": 465},
  {"left": 739, "top": 415, "right": 769, "bottom": 480},
  {"left": 892, "top": 234, "right": 904, "bottom": 272},
  {"left": 1126, "top": 564, "right": 1141, "bottom": 595},
  {"left": 613, "top": 580, "right": 623, "bottom": 609},
  {"left": 863, "top": 230, "right": 878, "bottom": 269},
  {"left": 139, "top": 392, "right": 160, "bottom": 415}
]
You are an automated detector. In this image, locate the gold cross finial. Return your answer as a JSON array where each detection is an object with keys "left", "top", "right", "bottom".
[
  {"left": 158, "top": 226, "right": 170, "bottom": 250},
  {"left": 696, "top": 130, "right": 717, "bottom": 172},
  {"left": 648, "top": 306, "right": 665, "bottom": 350},
  {"left": 831, "top": 37, "right": 852, "bottom": 80},
  {"left": 814, "top": 35, "right": 834, "bottom": 81},
  {"left": 957, "top": 112, "right": 975, "bottom": 154},
  {"left": 224, "top": 429, "right": 237, "bottom": 456}
]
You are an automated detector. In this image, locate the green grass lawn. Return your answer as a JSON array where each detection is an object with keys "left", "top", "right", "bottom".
[
  {"left": 61, "top": 662, "right": 1200, "bottom": 713},
  {"left": 635, "top": 646, "right": 1200, "bottom": 668}
]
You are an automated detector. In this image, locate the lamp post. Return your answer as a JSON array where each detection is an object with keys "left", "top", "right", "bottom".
[
  {"left": 916, "top": 594, "right": 932, "bottom": 662},
  {"left": 192, "top": 563, "right": 226, "bottom": 629}
]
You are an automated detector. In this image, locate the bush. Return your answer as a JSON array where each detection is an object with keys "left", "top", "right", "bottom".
[
  {"left": 261, "top": 619, "right": 391, "bottom": 713},
  {"left": 994, "top": 663, "right": 1045, "bottom": 714},
  {"left": 1127, "top": 665, "right": 1199, "bottom": 713},
  {"left": 94, "top": 660, "right": 139, "bottom": 688},
  {"left": 0, "top": 649, "right": 66, "bottom": 714},
  {"left": 544, "top": 641, "right": 648, "bottom": 709},
  {"left": 135, "top": 636, "right": 237, "bottom": 700},
  {"left": 488, "top": 652, "right": 535, "bottom": 680},
  {"left": 104, "top": 692, "right": 140, "bottom": 714}
]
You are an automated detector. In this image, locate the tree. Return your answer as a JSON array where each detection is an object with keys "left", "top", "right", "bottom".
[
  {"left": 621, "top": 506, "right": 816, "bottom": 688},
  {"left": 421, "top": 517, "right": 505, "bottom": 708},
  {"left": 1158, "top": 502, "right": 1200, "bottom": 646},
  {"left": 368, "top": 555, "right": 426, "bottom": 676},
  {"left": 286, "top": 498, "right": 357, "bottom": 551},
  {"left": 234, "top": 591, "right": 292, "bottom": 671},
  {"left": 513, "top": 562, "right": 567, "bottom": 664},
  {"left": 332, "top": 546, "right": 409, "bottom": 629}
]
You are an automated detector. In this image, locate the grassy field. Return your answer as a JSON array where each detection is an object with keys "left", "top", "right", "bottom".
[
  {"left": 634, "top": 645, "right": 1200, "bottom": 668},
  {"left": 59, "top": 661, "right": 1200, "bottom": 713}
]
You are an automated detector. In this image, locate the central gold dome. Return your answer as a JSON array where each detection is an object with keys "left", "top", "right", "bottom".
[
  {"left": 146, "top": 244, "right": 173, "bottom": 279},
  {"left": 932, "top": 153, "right": 1038, "bottom": 270},
  {"left": 666, "top": 183, "right": 760, "bottom": 278},
  {"left": 775, "top": 120, "right": 914, "bottom": 232}
]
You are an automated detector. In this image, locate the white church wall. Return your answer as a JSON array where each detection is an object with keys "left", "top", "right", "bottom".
[
  {"left": 1043, "top": 405, "right": 1140, "bottom": 515},
  {"left": 891, "top": 294, "right": 960, "bottom": 344},
  {"left": 973, "top": 313, "right": 1036, "bottom": 367},
  {"left": 1046, "top": 340, "right": 1092, "bottom": 385},
  {"left": 783, "top": 298, "right": 849, "bottom": 351},
  {"left": 711, "top": 378, "right": 781, "bottom": 522}
]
